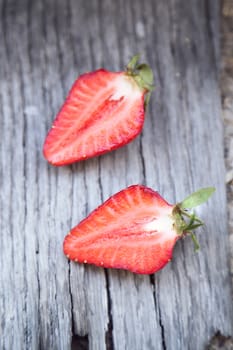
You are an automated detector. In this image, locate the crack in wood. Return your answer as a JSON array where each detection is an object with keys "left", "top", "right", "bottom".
[
  {"left": 71, "top": 334, "right": 89, "bottom": 350},
  {"left": 19, "top": 46, "right": 31, "bottom": 349},
  {"left": 139, "top": 135, "right": 146, "bottom": 185},
  {"left": 158, "top": 311, "right": 167, "bottom": 350},
  {"left": 97, "top": 158, "right": 114, "bottom": 350},
  {"left": 104, "top": 270, "right": 114, "bottom": 350},
  {"left": 149, "top": 275, "right": 167, "bottom": 350},
  {"left": 68, "top": 261, "right": 75, "bottom": 337},
  {"left": 204, "top": 0, "right": 219, "bottom": 72},
  {"left": 206, "top": 330, "right": 233, "bottom": 350}
]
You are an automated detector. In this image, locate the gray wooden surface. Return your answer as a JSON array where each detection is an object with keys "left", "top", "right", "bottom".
[
  {"left": 222, "top": 0, "right": 233, "bottom": 289},
  {"left": 0, "top": 0, "right": 232, "bottom": 349}
]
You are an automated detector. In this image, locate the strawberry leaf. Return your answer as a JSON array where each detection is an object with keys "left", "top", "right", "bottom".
[
  {"left": 180, "top": 187, "right": 215, "bottom": 209},
  {"left": 137, "top": 63, "right": 154, "bottom": 87}
]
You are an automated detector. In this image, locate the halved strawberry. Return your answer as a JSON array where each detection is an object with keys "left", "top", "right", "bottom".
[
  {"left": 43, "top": 56, "right": 154, "bottom": 165},
  {"left": 63, "top": 185, "right": 215, "bottom": 274}
]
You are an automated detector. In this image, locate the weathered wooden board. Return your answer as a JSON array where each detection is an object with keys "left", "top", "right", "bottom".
[{"left": 0, "top": 0, "right": 232, "bottom": 349}]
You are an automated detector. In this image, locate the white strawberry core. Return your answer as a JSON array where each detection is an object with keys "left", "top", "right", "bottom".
[
  {"left": 144, "top": 215, "right": 174, "bottom": 234},
  {"left": 109, "top": 75, "right": 141, "bottom": 101}
]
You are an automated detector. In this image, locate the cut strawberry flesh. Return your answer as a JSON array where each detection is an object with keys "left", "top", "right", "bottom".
[
  {"left": 43, "top": 70, "right": 145, "bottom": 165},
  {"left": 63, "top": 185, "right": 180, "bottom": 274}
]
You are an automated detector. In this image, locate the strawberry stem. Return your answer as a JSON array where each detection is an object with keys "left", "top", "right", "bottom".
[
  {"left": 144, "top": 91, "right": 152, "bottom": 109},
  {"left": 190, "top": 233, "right": 200, "bottom": 252},
  {"left": 126, "top": 55, "right": 155, "bottom": 98},
  {"left": 172, "top": 187, "right": 215, "bottom": 251},
  {"left": 126, "top": 54, "right": 140, "bottom": 71}
]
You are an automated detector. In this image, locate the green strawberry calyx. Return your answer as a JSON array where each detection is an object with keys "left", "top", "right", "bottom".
[
  {"left": 172, "top": 187, "right": 216, "bottom": 251},
  {"left": 126, "top": 54, "right": 155, "bottom": 108}
]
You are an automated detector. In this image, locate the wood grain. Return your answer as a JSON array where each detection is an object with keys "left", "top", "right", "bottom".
[
  {"left": 0, "top": 0, "right": 232, "bottom": 349},
  {"left": 221, "top": 0, "right": 233, "bottom": 291}
]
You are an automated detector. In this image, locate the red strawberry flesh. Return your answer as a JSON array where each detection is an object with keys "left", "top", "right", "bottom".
[
  {"left": 63, "top": 185, "right": 180, "bottom": 274},
  {"left": 43, "top": 70, "right": 145, "bottom": 165}
]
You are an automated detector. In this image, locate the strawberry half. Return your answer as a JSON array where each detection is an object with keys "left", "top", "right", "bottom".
[
  {"left": 43, "top": 55, "right": 154, "bottom": 165},
  {"left": 63, "top": 185, "right": 215, "bottom": 274}
]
